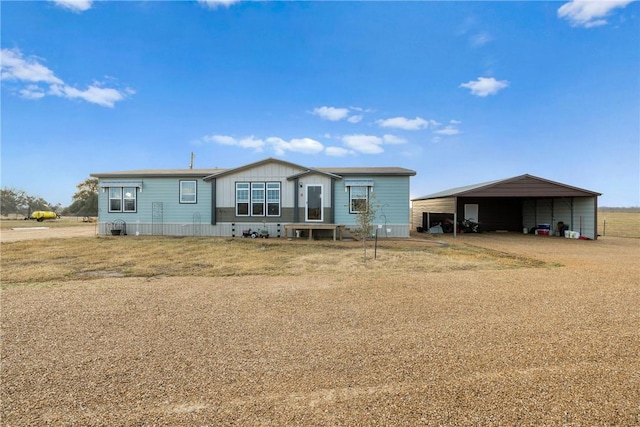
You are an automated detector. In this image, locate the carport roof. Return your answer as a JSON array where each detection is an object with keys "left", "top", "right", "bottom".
[{"left": 412, "top": 174, "right": 601, "bottom": 200}]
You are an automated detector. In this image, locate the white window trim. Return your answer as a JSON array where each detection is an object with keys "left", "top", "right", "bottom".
[
  {"left": 108, "top": 187, "right": 137, "bottom": 213},
  {"left": 236, "top": 181, "right": 281, "bottom": 218},
  {"left": 349, "top": 186, "right": 369, "bottom": 214},
  {"left": 179, "top": 180, "right": 197, "bottom": 204},
  {"left": 236, "top": 182, "right": 250, "bottom": 216},
  {"left": 266, "top": 182, "right": 281, "bottom": 217}
]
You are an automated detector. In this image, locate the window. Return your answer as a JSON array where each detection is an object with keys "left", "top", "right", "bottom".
[
  {"left": 267, "top": 183, "right": 280, "bottom": 216},
  {"left": 251, "top": 183, "right": 265, "bottom": 216},
  {"left": 236, "top": 181, "right": 281, "bottom": 217},
  {"left": 349, "top": 186, "right": 368, "bottom": 213},
  {"left": 123, "top": 188, "right": 136, "bottom": 212},
  {"left": 109, "top": 187, "right": 137, "bottom": 212},
  {"left": 180, "top": 180, "right": 197, "bottom": 204},
  {"left": 109, "top": 187, "right": 122, "bottom": 212},
  {"left": 236, "top": 183, "right": 249, "bottom": 216}
]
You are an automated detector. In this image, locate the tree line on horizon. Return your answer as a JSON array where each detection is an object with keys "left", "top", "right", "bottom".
[{"left": 1, "top": 178, "right": 98, "bottom": 218}]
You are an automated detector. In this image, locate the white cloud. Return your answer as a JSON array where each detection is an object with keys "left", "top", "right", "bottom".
[
  {"left": 1, "top": 48, "right": 63, "bottom": 84},
  {"left": 19, "top": 85, "right": 46, "bottom": 100},
  {"left": 198, "top": 0, "right": 241, "bottom": 9},
  {"left": 237, "top": 136, "right": 265, "bottom": 151},
  {"left": 312, "top": 105, "right": 369, "bottom": 123},
  {"left": 266, "top": 137, "right": 324, "bottom": 155},
  {"left": 558, "top": 0, "right": 634, "bottom": 28},
  {"left": 51, "top": 83, "right": 134, "bottom": 108},
  {"left": 376, "top": 116, "right": 435, "bottom": 130},
  {"left": 204, "top": 134, "right": 236, "bottom": 145},
  {"left": 435, "top": 126, "right": 461, "bottom": 136},
  {"left": 382, "top": 134, "right": 407, "bottom": 145},
  {"left": 342, "top": 134, "right": 384, "bottom": 154},
  {"left": 204, "top": 134, "right": 325, "bottom": 155},
  {"left": 1, "top": 48, "right": 133, "bottom": 107},
  {"left": 203, "top": 135, "right": 265, "bottom": 152},
  {"left": 460, "top": 77, "right": 509, "bottom": 97},
  {"left": 312, "top": 106, "right": 351, "bottom": 121},
  {"left": 450, "top": 119, "right": 462, "bottom": 125},
  {"left": 325, "top": 146, "right": 352, "bottom": 157},
  {"left": 51, "top": 0, "right": 93, "bottom": 12}
]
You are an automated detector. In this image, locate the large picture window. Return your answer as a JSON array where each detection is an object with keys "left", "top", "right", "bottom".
[
  {"left": 109, "top": 187, "right": 137, "bottom": 212},
  {"left": 349, "top": 186, "right": 368, "bottom": 213},
  {"left": 236, "top": 182, "right": 280, "bottom": 217},
  {"left": 180, "top": 180, "right": 197, "bottom": 204}
]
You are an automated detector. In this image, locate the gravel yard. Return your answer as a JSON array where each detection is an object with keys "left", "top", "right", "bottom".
[{"left": 1, "top": 232, "right": 639, "bottom": 425}]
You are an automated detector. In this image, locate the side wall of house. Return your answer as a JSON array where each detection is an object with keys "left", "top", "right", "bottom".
[
  {"left": 334, "top": 175, "right": 412, "bottom": 237},
  {"left": 97, "top": 177, "right": 212, "bottom": 235}
]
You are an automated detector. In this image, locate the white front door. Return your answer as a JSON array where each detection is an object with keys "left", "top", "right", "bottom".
[{"left": 306, "top": 184, "right": 323, "bottom": 221}]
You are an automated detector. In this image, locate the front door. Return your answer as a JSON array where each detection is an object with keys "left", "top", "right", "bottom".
[{"left": 306, "top": 185, "right": 323, "bottom": 221}]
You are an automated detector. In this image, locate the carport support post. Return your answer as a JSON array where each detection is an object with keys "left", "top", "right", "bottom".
[{"left": 453, "top": 212, "right": 457, "bottom": 238}]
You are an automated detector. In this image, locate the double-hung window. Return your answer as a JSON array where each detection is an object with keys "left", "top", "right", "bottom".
[
  {"left": 236, "top": 181, "right": 280, "bottom": 217},
  {"left": 180, "top": 180, "right": 197, "bottom": 204},
  {"left": 236, "top": 183, "right": 250, "bottom": 216},
  {"left": 109, "top": 187, "right": 137, "bottom": 212},
  {"left": 251, "top": 183, "right": 265, "bottom": 216},
  {"left": 266, "top": 183, "right": 280, "bottom": 216},
  {"left": 349, "top": 186, "right": 368, "bottom": 213}
]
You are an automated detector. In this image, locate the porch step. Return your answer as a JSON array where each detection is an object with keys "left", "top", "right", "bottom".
[{"left": 341, "top": 227, "right": 359, "bottom": 241}]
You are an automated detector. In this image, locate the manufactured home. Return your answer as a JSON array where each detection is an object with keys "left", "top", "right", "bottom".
[{"left": 92, "top": 158, "right": 416, "bottom": 238}]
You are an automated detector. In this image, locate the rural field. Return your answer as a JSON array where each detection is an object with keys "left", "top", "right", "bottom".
[{"left": 1, "top": 216, "right": 639, "bottom": 425}]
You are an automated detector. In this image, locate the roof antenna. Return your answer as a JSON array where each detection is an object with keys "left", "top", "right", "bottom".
[{"left": 189, "top": 152, "right": 194, "bottom": 169}]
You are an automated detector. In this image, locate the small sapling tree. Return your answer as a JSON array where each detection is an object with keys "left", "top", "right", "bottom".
[{"left": 353, "top": 191, "right": 377, "bottom": 263}]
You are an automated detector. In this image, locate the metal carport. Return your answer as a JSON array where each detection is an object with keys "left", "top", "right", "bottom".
[{"left": 411, "top": 174, "right": 601, "bottom": 239}]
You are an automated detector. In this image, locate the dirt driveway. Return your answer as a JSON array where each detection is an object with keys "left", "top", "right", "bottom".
[
  {"left": 2, "top": 231, "right": 639, "bottom": 425},
  {"left": 0, "top": 225, "right": 96, "bottom": 243}
]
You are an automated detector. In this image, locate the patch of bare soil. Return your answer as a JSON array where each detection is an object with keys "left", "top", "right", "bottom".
[
  {"left": 0, "top": 225, "right": 96, "bottom": 243},
  {"left": 2, "top": 234, "right": 639, "bottom": 425}
]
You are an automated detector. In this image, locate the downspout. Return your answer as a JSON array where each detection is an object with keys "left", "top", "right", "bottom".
[
  {"left": 293, "top": 178, "right": 299, "bottom": 223},
  {"left": 330, "top": 179, "right": 336, "bottom": 224},
  {"left": 211, "top": 178, "right": 216, "bottom": 225}
]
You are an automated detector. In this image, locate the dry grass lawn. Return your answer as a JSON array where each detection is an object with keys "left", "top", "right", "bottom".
[
  {"left": 1, "top": 230, "right": 639, "bottom": 426},
  {"left": 599, "top": 209, "right": 640, "bottom": 238}
]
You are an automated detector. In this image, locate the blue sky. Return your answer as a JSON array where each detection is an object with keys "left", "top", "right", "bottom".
[{"left": 2, "top": 0, "right": 638, "bottom": 207}]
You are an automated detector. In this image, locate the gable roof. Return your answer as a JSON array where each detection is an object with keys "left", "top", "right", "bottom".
[
  {"left": 91, "top": 158, "right": 417, "bottom": 181},
  {"left": 91, "top": 169, "right": 223, "bottom": 178},
  {"left": 201, "top": 158, "right": 416, "bottom": 180},
  {"left": 412, "top": 174, "right": 601, "bottom": 201},
  {"left": 203, "top": 157, "right": 342, "bottom": 181}
]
